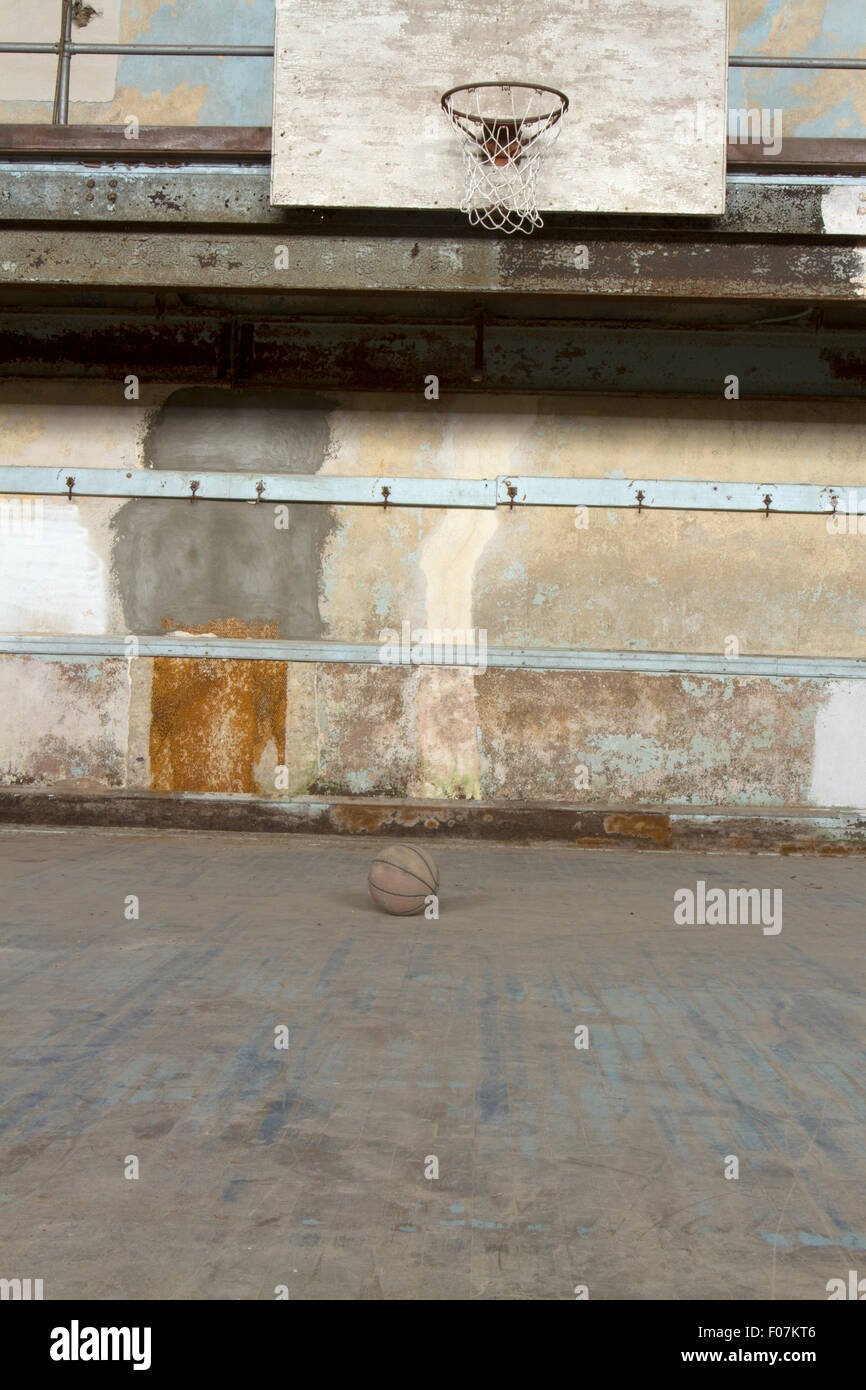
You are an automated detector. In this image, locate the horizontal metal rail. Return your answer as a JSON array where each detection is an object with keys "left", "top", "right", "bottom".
[
  {"left": 0, "top": 39, "right": 862, "bottom": 128},
  {"left": 1, "top": 45, "right": 863, "bottom": 68},
  {"left": 0, "top": 468, "right": 494, "bottom": 509},
  {"left": 2, "top": 162, "right": 863, "bottom": 230},
  {"left": 729, "top": 55, "right": 866, "bottom": 70},
  {"left": 2, "top": 633, "right": 865, "bottom": 681},
  {"left": 496, "top": 477, "right": 854, "bottom": 515},
  {"left": 0, "top": 44, "right": 273, "bottom": 55},
  {"left": 0, "top": 468, "right": 859, "bottom": 516}
]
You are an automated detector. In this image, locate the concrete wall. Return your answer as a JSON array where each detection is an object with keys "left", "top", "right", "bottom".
[
  {"left": 2, "top": 382, "right": 866, "bottom": 807},
  {"left": 0, "top": 1, "right": 863, "bottom": 137}
]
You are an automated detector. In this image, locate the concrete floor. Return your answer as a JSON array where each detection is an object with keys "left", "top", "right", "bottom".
[{"left": 1, "top": 826, "right": 864, "bottom": 1301}]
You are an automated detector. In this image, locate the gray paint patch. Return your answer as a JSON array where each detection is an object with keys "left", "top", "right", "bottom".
[{"left": 112, "top": 389, "right": 337, "bottom": 637}]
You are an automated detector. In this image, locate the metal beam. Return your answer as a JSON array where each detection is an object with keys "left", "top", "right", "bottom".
[
  {"left": 3, "top": 310, "right": 863, "bottom": 396},
  {"left": 2, "top": 633, "right": 865, "bottom": 681},
  {"left": 1, "top": 125, "right": 865, "bottom": 172},
  {"left": 0, "top": 125, "right": 273, "bottom": 157},
  {"left": 1, "top": 164, "right": 863, "bottom": 234},
  {"left": 0, "top": 467, "right": 494, "bottom": 509},
  {"left": 0, "top": 468, "right": 859, "bottom": 515},
  {"left": 0, "top": 229, "right": 863, "bottom": 300},
  {"left": 496, "top": 477, "right": 852, "bottom": 515}
]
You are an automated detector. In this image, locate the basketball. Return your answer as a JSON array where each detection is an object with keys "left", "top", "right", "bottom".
[{"left": 368, "top": 843, "right": 439, "bottom": 915}]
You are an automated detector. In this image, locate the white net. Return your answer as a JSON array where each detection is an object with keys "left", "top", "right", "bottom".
[{"left": 441, "top": 83, "right": 569, "bottom": 235}]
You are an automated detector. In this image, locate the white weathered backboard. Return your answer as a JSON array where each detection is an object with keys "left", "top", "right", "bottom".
[{"left": 271, "top": 0, "right": 729, "bottom": 216}]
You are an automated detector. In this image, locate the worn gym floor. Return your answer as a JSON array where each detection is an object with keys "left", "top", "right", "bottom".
[{"left": 1, "top": 826, "right": 863, "bottom": 1300}]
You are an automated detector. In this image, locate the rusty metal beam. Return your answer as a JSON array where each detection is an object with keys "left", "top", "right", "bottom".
[
  {"left": 1, "top": 164, "right": 863, "bottom": 236},
  {"left": 727, "top": 139, "right": 866, "bottom": 172},
  {"left": 0, "top": 125, "right": 272, "bottom": 158},
  {"left": 0, "top": 229, "right": 863, "bottom": 300},
  {"left": 1, "top": 308, "right": 863, "bottom": 395}
]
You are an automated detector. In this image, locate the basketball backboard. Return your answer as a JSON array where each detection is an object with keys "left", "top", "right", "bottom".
[{"left": 271, "top": 0, "right": 730, "bottom": 218}]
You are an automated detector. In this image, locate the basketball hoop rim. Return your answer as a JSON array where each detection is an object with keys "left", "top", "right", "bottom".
[{"left": 440, "top": 81, "right": 570, "bottom": 127}]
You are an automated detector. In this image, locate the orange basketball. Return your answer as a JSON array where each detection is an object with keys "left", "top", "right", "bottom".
[{"left": 368, "top": 843, "right": 439, "bottom": 916}]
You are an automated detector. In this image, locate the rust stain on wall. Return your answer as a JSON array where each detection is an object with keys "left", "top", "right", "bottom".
[
  {"left": 150, "top": 619, "right": 285, "bottom": 794},
  {"left": 330, "top": 804, "right": 396, "bottom": 833},
  {"left": 779, "top": 840, "right": 853, "bottom": 857},
  {"left": 602, "top": 813, "right": 672, "bottom": 845}
]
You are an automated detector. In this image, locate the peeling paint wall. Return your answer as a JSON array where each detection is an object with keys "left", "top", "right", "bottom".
[
  {"left": 5, "top": 385, "right": 866, "bottom": 655},
  {"left": 0, "top": 2, "right": 863, "bottom": 136},
  {"left": 0, "top": 655, "right": 128, "bottom": 787},
  {"left": 730, "top": 0, "right": 866, "bottom": 138},
  {"left": 2, "top": 7, "right": 864, "bottom": 812},
  {"left": 2, "top": 382, "right": 866, "bottom": 807},
  {"left": 3, "top": 651, "right": 866, "bottom": 808},
  {"left": 0, "top": 0, "right": 274, "bottom": 126}
]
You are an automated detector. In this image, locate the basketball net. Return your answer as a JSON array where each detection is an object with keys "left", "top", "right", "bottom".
[{"left": 441, "top": 83, "right": 568, "bottom": 235}]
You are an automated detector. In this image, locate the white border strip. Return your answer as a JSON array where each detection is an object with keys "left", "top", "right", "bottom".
[{"left": 2, "top": 634, "right": 865, "bottom": 679}]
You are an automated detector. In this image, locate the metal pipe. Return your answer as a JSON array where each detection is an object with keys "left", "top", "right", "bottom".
[
  {"left": 0, "top": 44, "right": 863, "bottom": 68},
  {"left": 0, "top": 43, "right": 274, "bottom": 56},
  {"left": 64, "top": 44, "right": 274, "bottom": 56},
  {"left": 729, "top": 55, "right": 866, "bottom": 70},
  {"left": 61, "top": 0, "right": 74, "bottom": 125},
  {"left": 51, "top": 0, "right": 73, "bottom": 126}
]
